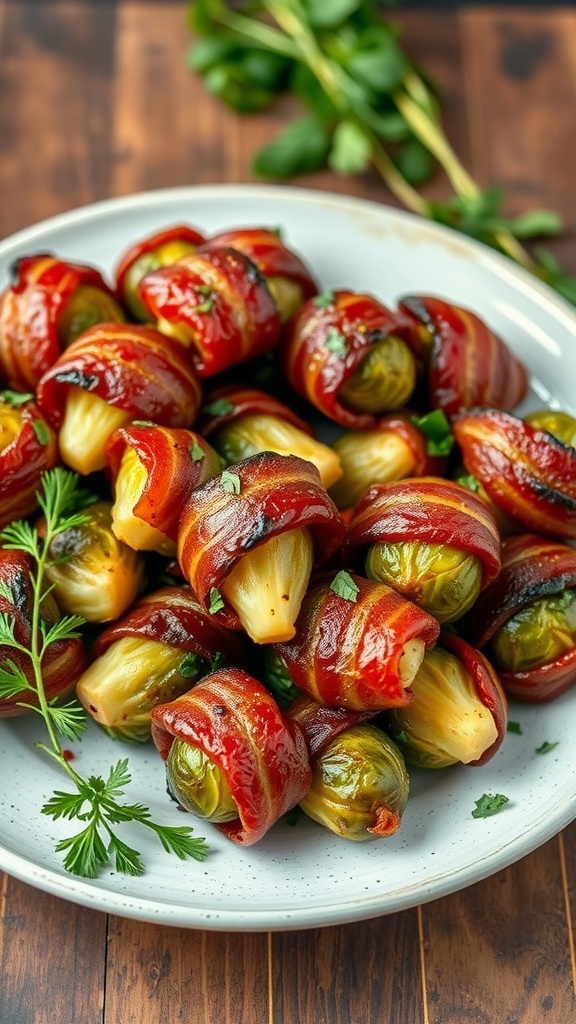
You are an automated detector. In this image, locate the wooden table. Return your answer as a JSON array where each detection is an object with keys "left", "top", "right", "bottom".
[{"left": 1, "top": 3, "right": 575, "bottom": 1021}]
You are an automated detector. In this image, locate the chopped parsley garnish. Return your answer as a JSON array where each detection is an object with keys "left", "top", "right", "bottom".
[
  {"left": 330, "top": 570, "right": 359, "bottom": 602},
  {"left": 221, "top": 470, "right": 241, "bottom": 494},
  {"left": 471, "top": 793, "right": 510, "bottom": 818}
]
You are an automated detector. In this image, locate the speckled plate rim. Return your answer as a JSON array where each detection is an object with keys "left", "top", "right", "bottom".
[{"left": 0, "top": 183, "right": 575, "bottom": 932}]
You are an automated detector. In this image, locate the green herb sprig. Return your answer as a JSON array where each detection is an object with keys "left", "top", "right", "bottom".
[
  {"left": 0, "top": 467, "right": 208, "bottom": 878},
  {"left": 187, "top": 0, "right": 576, "bottom": 304}
]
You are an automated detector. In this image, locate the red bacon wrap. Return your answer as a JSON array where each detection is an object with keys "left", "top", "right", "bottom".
[
  {"left": 93, "top": 585, "right": 250, "bottom": 667},
  {"left": 0, "top": 550, "right": 87, "bottom": 717},
  {"left": 398, "top": 295, "right": 528, "bottom": 417},
  {"left": 344, "top": 476, "right": 501, "bottom": 588},
  {"left": 36, "top": 322, "right": 203, "bottom": 430},
  {"left": 105, "top": 424, "right": 221, "bottom": 544},
  {"left": 280, "top": 290, "right": 422, "bottom": 430},
  {"left": 463, "top": 532, "right": 576, "bottom": 702},
  {"left": 452, "top": 408, "right": 576, "bottom": 540},
  {"left": 204, "top": 227, "right": 317, "bottom": 298},
  {"left": 114, "top": 224, "right": 206, "bottom": 306},
  {"left": 0, "top": 254, "right": 118, "bottom": 390},
  {"left": 0, "top": 399, "right": 58, "bottom": 529},
  {"left": 177, "top": 452, "right": 346, "bottom": 630},
  {"left": 151, "top": 667, "right": 312, "bottom": 846},
  {"left": 197, "top": 383, "right": 314, "bottom": 439},
  {"left": 286, "top": 695, "right": 374, "bottom": 760},
  {"left": 435, "top": 631, "right": 507, "bottom": 765},
  {"left": 137, "top": 246, "right": 281, "bottom": 377},
  {"left": 273, "top": 571, "right": 440, "bottom": 711}
]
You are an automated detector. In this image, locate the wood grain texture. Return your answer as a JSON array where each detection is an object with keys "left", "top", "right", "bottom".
[{"left": 0, "top": 4, "right": 576, "bottom": 1024}]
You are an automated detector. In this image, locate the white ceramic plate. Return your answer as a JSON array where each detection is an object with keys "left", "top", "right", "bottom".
[{"left": 1, "top": 184, "right": 575, "bottom": 932}]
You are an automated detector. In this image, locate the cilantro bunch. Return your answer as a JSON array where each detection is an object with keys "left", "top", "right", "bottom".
[{"left": 187, "top": 0, "right": 576, "bottom": 304}]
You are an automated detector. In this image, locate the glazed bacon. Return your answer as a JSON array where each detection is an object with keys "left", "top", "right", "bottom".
[
  {"left": 0, "top": 396, "right": 58, "bottom": 529},
  {"left": 463, "top": 532, "right": 576, "bottom": 702},
  {"left": 106, "top": 423, "right": 222, "bottom": 553},
  {"left": 137, "top": 245, "right": 281, "bottom": 376},
  {"left": 0, "top": 549, "right": 86, "bottom": 717},
  {"left": 0, "top": 254, "right": 121, "bottom": 390},
  {"left": 114, "top": 224, "right": 206, "bottom": 316},
  {"left": 37, "top": 322, "right": 202, "bottom": 430},
  {"left": 398, "top": 295, "right": 528, "bottom": 417},
  {"left": 272, "top": 571, "right": 440, "bottom": 711},
  {"left": 151, "top": 667, "right": 312, "bottom": 846},
  {"left": 452, "top": 408, "right": 576, "bottom": 540},
  {"left": 197, "top": 383, "right": 314, "bottom": 439},
  {"left": 177, "top": 451, "right": 346, "bottom": 633},
  {"left": 345, "top": 477, "right": 502, "bottom": 589},
  {"left": 280, "top": 289, "right": 422, "bottom": 429}
]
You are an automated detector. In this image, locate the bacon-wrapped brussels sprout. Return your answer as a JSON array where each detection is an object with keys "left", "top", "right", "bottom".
[
  {"left": 106, "top": 423, "right": 222, "bottom": 556},
  {"left": 36, "top": 323, "right": 203, "bottom": 474},
  {"left": 199, "top": 384, "right": 342, "bottom": 490},
  {"left": 281, "top": 290, "right": 422, "bottom": 429},
  {"left": 385, "top": 631, "right": 507, "bottom": 768},
  {"left": 0, "top": 549, "right": 86, "bottom": 716},
  {"left": 204, "top": 227, "right": 317, "bottom": 322},
  {"left": 114, "top": 224, "right": 206, "bottom": 321},
  {"left": 0, "top": 393, "right": 59, "bottom": 529},
  {"left": 0, "top": 254, "right": 124, "bottom": 390},
  {"left": 151, "top": 667, "right": 312, "bottom": 845},
  {"left": 39, "top": 500, "right": 146, "bottom": 622},
  {"left": 463, "top": 533, "right": 576, "bottom": 702},
  {"left": 177, "top": 452, "right": 345, "bottom": 643},
  {"left": 76, "top": 586, "right": 248, "bottom": 741},
  {"left": 271, "top": 570, "right": 439, "bottom": 711},
  {"left": 398, "top": 295, "right": 528, "bottom": 417},
  {"left": 136, "top": 245, "right": 280, "bottom": 377},
  {"left": 452, "top": 408, "right": 576, "bottom": 540},
  {"left": 329, "top": 411, "right": 450, "bottom": 510},
  {"left": 299, "top": 723, "right": 409, "bottom": 841},
  {"left": 345, "top": 477, "right": 501, "bottom": 623}
]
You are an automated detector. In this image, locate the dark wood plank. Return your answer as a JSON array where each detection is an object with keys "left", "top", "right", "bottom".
[
  {"left": 0, "top": 875, "right": 107, "bottom": 1024},
  {"left": 272, "top": 914, "right": 425, "bottom": 1024},
  {"left": 0, "top": 0, "right": 115, "bottom": 237},
  {"left": 104, "top": 918, "right": 270, "bottom": 1023},
  {"left": 421, "top": 841, "right": 576, "bottom": 1023},
  {"left": 460, "top": 8, "right": 576, "bottom": 272}
]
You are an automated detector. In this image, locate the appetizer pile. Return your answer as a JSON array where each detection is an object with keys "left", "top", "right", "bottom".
[{"left": 1, "top": 221, "right": 575, "bottom": 855}]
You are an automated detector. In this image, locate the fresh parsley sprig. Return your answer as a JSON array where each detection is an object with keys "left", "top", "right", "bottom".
[
  {"left": 0, "top": 467, "right": 208, "bottom": 878},
  {"left": 187, "top": 0, "right": 576, "bottom": 305}
]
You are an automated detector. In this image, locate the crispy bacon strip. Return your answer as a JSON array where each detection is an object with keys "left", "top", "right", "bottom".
[
  {"left": 273, "top": 572, "right": 439, "bottom": 711},
  {"left": 177, "top": 452, "right": 346, "bottom": 629},
  {"left": 398, "top": 295, "right": 528, "bottom": 417},
  {"left": 36, "top": 322, "right": 203, "bottom": 429},
  {"left": 204, "top": 227, "right": 317, "bottom": 298},
  {"left": 151, "top": 667, "right": 312, "bottom": 846},
  {"left": 0, "top": 254, "right": 118, "bottom": 390},
  {"left": 0, "top": 398, "right": 58, "bottom": 529},
  {"left": 137, "top": 246, "right": 280, "bottom": 377},
  {"left": 452, "top": 408, "right": 576, "bottom": 539}
]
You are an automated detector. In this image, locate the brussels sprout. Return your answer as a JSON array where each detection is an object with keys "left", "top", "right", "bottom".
[
  {"left": 220, "top": 526, "right": 314, "bottom": 644},
  {"left": 300, "top": 723, "right": 409, "bottom": 841},
  {"left": 0, "top": 400, "right": 25, "bottom": 452},
  {"left": 329, "top": 427, "right": 415, "bottom": 509},
  {"left": 365, "top": 539, "right": 482, "bottom": 623},
  {"left": 124, "top": 240, "right": 198, "bottom": 321},
  {"left": 58, "top": 386, "right": 133, "bottom": 475},
  {"left": 524, "top": 409, "right": 576, "bottom": 449},
  {"left": 386, "top": 647, "right": 499, "bottom": 768},
  {"left": 57, "top": 285, "right": 125, "bottom": 347},
  {"left": 110, "top": 444, "right": 175, "bottom": 555},
  {"left": 338, "top": 335, "right": 417, "bottom": 413},
  {"left": 265, "top": 276, "right": 305, "bottom": 323},
  {"left": 43, "top": 500, "right": 146, "bottom": 622},
  {"left": 213, "top": 413, "right": 342, "bottom": 489},
  {"left": 260, "top": 645, "right": 302, "bottom": 708},
  {"left": 488, "top": 589, "right": 576, "bottom": 673},
  {"left": 76, "top": 637, "right": 208, "bottom": 742},
  {"left": 166, "top": 737, "right": 239, "bottom": 822}
]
